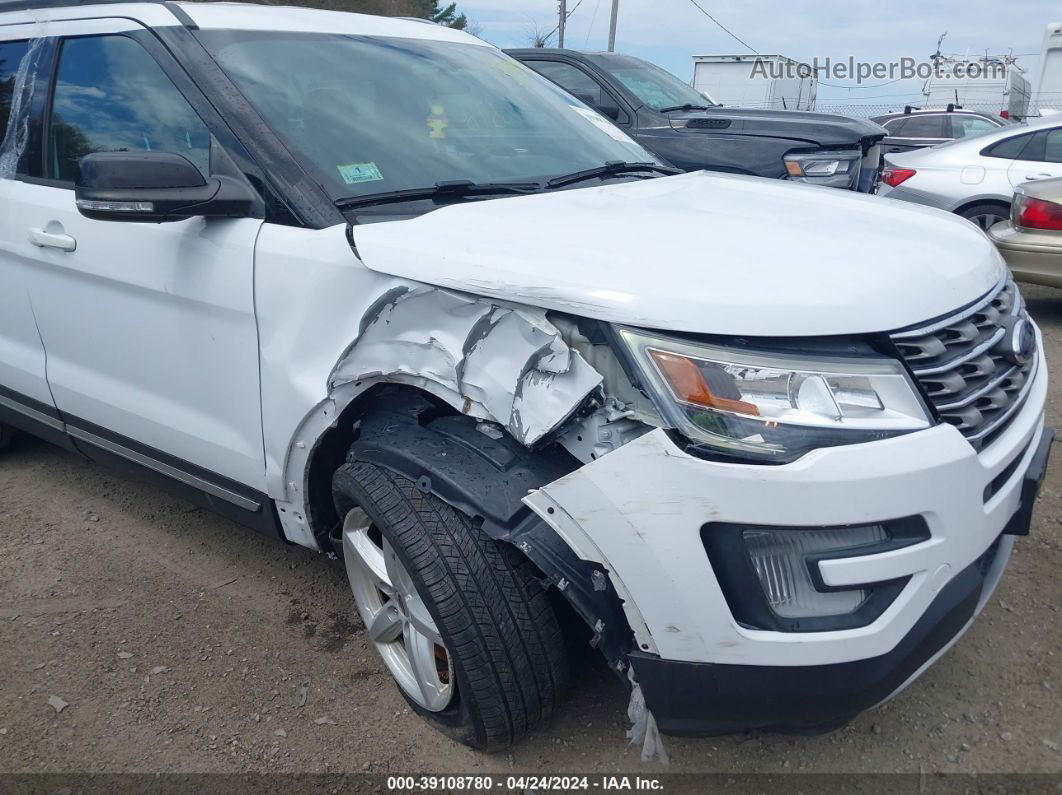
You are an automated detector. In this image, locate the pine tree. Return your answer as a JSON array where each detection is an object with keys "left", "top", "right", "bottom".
[{"left": 408, "top": 0, "right": 467, "bottom": 29}]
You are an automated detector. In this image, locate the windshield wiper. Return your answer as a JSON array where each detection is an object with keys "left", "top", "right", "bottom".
[
  {"left": 335, "top": 179, "right": 542, "bottom": 210},
  {"left": 545, "top": 161, "right": 680, "bottom": 189},
  {"left": 657, "top": 103, "right": 712, "bottom": 113}
]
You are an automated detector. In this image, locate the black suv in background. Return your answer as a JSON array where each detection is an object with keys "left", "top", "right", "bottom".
[
  {"left": 871, "top": 107, "right": 1006, "bottom": 155},
  {"left": 507, "top": 48, "right": 887, "bottom": 192}
]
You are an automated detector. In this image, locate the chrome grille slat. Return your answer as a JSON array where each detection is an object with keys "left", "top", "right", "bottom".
[
  {"left": 911, "top": 327, "right": 1005, "bottom": 376},
  {"left": 964, "top": 362, "right": 1037, "bottom": 444},
  {"left": 891, "top": 279, "right": 1034, "bottom": 452},
  {"left": 934, "top": 362, "right": 1022, "bottom": 411}
]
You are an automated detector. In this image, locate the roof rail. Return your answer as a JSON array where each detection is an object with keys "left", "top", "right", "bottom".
[{"left": 0, "top": 0, "right": 168, "bottom": 11}]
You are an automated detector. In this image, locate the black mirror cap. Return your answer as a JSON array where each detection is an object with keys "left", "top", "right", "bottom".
[
  {"left": 77, "top": 151, "right": 207, "bottom": 190},
  {"left": 75, "top": 152, "right": 259, "bottom": 224}
]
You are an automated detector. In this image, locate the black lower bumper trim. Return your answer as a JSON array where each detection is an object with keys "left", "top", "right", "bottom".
[{"left": 630, "top": 560, "right": 984, "bottom": 736}]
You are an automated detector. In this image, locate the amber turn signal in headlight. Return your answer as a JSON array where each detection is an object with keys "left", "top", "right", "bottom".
[{"left": 619, "top": 328, "right": 932, "bottom": 462}]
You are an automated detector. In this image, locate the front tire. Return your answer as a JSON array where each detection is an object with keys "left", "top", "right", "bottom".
[
  {"left": 332, "top": 460, "right": 569, "bottom": 750},
  {"left": 0, "top": 422, "right": 14, "bottom": 454}
]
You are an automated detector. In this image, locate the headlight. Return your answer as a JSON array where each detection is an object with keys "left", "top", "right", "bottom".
[
  {"left": 784, "top": 150, "right": 861, "bottom": 183},
  {"left": 618, "top": 328, "right": 932, "bottom": 463}
]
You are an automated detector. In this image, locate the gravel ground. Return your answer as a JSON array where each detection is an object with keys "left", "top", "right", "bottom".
[{"left": 0, "top": 285, "right": 1060, "bottom": 778}]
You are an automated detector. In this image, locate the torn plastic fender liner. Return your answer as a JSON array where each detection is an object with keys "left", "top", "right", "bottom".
[
  {"left": 347, "top": 391, "right": 636, "bottom": 673},
  {"left": 327, "top": 285, "right": 602, "bottom": 447}
]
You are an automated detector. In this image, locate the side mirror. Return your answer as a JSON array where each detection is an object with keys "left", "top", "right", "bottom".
[
  {"left": 572, "top": 91, "right": 622, "bottom": 122},
  {"left": 75, "top": 151, "right": 258, "bottom": 223}
]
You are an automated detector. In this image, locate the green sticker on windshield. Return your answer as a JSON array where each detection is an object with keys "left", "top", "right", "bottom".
[{"left": 337, "top": 162, "right": 384, "bottom": 185}]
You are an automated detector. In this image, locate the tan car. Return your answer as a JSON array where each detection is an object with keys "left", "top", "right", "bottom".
[{"left": 989, "top": 177, "right": 1062, "bottom": 288}]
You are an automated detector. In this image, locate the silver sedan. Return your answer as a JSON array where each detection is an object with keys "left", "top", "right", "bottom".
[{"left": 878, "top": 113, "right": 1062, "bottom": 230}]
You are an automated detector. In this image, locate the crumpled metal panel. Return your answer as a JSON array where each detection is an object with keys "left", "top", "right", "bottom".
[{"left": 328, "top": 286, "right": 602, "bottom": 446}]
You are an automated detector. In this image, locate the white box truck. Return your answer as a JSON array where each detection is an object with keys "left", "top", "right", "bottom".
[
  {"left": 1033, "top": 22, "right": 1062, "bottom": 114},
  {"left": 691, "top": 54, "right": 816, "bottom": 111},
  {"left": 923, "top": 56, "right": 1030, "bottom": 120}
]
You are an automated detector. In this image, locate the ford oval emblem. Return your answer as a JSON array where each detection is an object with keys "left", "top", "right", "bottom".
[{"left": 1006, "top": 318, "right": 1036, "bottom": 366}]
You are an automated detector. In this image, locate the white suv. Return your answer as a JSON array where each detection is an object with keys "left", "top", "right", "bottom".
[{"left": 0, "top": 0, "right": 1052, "bottom": 750}]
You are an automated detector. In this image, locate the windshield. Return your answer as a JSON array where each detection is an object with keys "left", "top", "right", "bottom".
[
  {"left": 591, "top": 54, "right": 716, "bottom": 111},
  {"left": 195, "top": 31, "right": 655, "bottom": 201}
]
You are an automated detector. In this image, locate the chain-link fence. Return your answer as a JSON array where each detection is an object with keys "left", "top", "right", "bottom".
[{"left": 726, "top": 100, "right": 1062, "bottom": 120}]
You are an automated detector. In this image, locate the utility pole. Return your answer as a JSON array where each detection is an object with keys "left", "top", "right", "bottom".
[
  {"left": 558, "top": 0, "right": 566, "bottom": 47},
  {"left": 607, "top": 0, "right": 619, "bottom": 52}
]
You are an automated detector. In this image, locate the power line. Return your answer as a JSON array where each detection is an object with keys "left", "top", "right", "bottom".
[
  {"left": 585, "top": 0, "right": 602, "bottom": 46},
  {"left": 684, "top": 0, "right": 758, "bottom": 54},
  {"left": 818, "top": 78, "right": 907, "bottom": 90},
  {"left": 546, "top": 0, "right": 585, "bottom": 43}
]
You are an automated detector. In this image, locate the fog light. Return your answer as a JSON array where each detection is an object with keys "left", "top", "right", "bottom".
[{"left": 742, "top": 525, "right": 887, "bottom": 618}]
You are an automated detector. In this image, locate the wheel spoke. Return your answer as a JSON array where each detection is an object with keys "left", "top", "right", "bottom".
[
  {"left": 405, "top": 624, "right": 449, "bottom": 710},
  {"left": 344, "top": 522, "right": 394, "bottom": 597},
  {"left": 340, "top": 508, "right": 453, "bottom": 713},
  {"left": 366, "top": 601, "right": 404, "bottom": 643},
  {"left": 404, "top": 592, "right": 443, "bottom": 646}
]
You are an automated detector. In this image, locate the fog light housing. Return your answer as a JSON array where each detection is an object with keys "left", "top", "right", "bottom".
[
  {"left": 743, "top": 525, "right": 886, "bottom": 618},
  {"left": 702, "top": 518, "right": 929, "bottom": 632}
]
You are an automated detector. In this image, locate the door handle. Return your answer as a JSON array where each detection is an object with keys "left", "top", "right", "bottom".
[
  {"left": 1024, "top": 172, "right": 1054, "bottom": 181},
  {"left": 28, "top": 227, "right": 76, "bottom": 252}
]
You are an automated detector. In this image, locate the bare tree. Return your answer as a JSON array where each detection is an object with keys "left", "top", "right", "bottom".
[{"left": 526, "top": 19, "right": 554, "bottom": 48}]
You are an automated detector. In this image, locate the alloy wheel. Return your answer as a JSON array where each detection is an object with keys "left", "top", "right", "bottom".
[{"left": 341, "top": 507, "right": 454, "bottom": 711}]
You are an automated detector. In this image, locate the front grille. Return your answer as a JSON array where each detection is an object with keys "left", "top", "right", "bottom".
[{"left": 890, "top": 279, "right": 1036, "bottom": 451}]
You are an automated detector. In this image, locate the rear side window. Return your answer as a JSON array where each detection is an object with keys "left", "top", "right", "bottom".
[
  {"left": 882, "top": 117, "right": 907, "bottom": 134},
  {"left": 1013, "top": 128, "right": 1062, "bottom": 163},
  {"left": 0, "top": 40, "right": 30, "bottom": 143},
  {"left": 896, "top": 115, "right": 945, "bottom": 138},
  {"left": 950, "top": 115, "right": 998, "bottom": 139},
  {"left": 47, "top": 35, "right": 210, "bottom": 183},
  {"left": 1044, "top": 129, "right": 1062, "bottom": 163},
  {"left": 983, "top": 132, "right": 1036, "bottom": 159}
]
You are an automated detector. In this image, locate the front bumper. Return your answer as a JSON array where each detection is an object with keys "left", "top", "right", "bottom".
[
  {"left": 631, "top": 422, "right": 1051, "bottom": 734},
  {"left": 524, "top": 348, "right": 1049, "bottom": 732}
]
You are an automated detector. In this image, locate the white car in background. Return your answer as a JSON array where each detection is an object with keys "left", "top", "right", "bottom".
[{"left": 879, "top": 114, "right": 1062, "bottom": 230}]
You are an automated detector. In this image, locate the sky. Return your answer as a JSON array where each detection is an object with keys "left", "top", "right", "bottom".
[{"left": 457, "top": 0, "right": 1057, "bottom": 111}]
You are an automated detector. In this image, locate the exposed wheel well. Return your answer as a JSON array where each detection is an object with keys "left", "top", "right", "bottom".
[{"left": 304, "top": 384, "right": 458, "bottom": 548}]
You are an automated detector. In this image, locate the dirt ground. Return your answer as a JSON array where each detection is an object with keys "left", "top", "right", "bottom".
[{"left": 1, "top": 286, "right": 1061, "bottom": 779}]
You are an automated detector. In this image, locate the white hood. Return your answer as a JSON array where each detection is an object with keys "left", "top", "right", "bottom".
[{"left": 351, "top": 171, "right": 1006, "bottom": 336}]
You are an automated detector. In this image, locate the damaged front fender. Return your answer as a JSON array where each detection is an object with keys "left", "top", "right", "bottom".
[{"left": 327, "top": 284, "right": 602, "bottom": 447}]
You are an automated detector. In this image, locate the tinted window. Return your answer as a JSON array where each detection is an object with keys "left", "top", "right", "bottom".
[
  {"left": 48, "top": 35, "right": 210, "bottom": 183},
  {"left": 1014, "top": 128, "right": 1062, "bottom": 163},
  {"left": 527, "top": 60, "right": 608, "bottom": 106},
  {"left": 591, "top": 54, "right": 715, "bottom": 111},
  {"left": 951, "top": 115, "right": 998, "bottom": 139},
  {"left": 1044, "top": 129, "right": 1062, "bottom": 163},
  {"left": 882, "top": 118, "right": 907, "bottom": 134},
  {"left": 0, "top": 40, "right": 29, "bottom": 143},
  {"left": 983, "top": 131, "right": 1035, "bottom": 159},
  {"left": 897, "top": 115, "right": 945, "bottom": 138}
]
